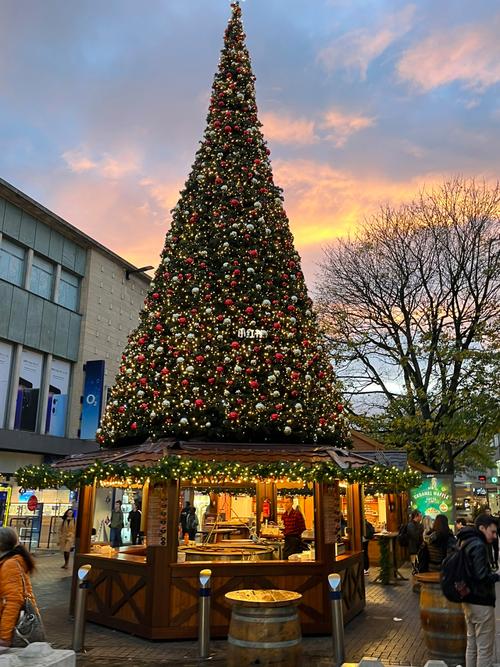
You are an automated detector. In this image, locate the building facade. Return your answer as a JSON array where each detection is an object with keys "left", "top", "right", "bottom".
[{"left": 0, "top": 177, "right": 151, "bottom": 483}]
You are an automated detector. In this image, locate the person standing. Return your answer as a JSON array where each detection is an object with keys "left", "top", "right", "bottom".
[
  {"left": 186, "top": 507, "right": 199, "bottom": 541},
  {"left": 109, "top": 500, "right": 124, "bottom": 548},
  {"left": 406, "top": 510, "right": 424, "bottom": 568},
  {"left": 362, "top": 519, "right": 375, "bottom": 574},
  {"left": 128, "top": 502, "right": 142, "bottom": 545},
  {"left": 282, "top": 496, "right": 306, "bottom": 560},
  {"left": 457, "top": 513, "right": 499, "bottom": 667},
  {"left": 0, "top": 527, "right": 42, "bottom": 647},
  {"left": 58, "top": 508, "right": 76, "bottom": 569},
  {"left": 179, "top": 501, "right": 191, "bottom": 539},
  {"left": 425, "top": 514, "right": 456, "bottom": 572}
]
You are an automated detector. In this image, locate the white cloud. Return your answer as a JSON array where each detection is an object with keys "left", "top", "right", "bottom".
[{"left": 318, "top": 4, "right": 416, "bottom": 78}]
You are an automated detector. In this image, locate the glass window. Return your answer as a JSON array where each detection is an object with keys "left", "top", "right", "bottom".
[
  {"left": 58, "top": 270, "right": 79, "bottom": 311},
  {"left": 0, "top": 340, "right": 13, "bottom": 428},
  {"left": 30, "top": 254, "right": 54, "bottom": 299},
  {"left": 0, "top": 238, "right": 25, "bottom": 287}
]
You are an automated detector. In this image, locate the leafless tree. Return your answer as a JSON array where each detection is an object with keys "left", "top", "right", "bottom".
[{"left": 316, "top": 178, "right": 500, "bottom": 473}]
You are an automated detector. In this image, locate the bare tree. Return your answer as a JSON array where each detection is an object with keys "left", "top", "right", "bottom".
[{"left": 317, "top": 178, "right": 500, "bottom": 473}]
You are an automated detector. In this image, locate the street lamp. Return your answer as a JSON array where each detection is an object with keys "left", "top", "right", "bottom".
[{"left": 125, "top": 265, "right": 154, "bottom": 280}]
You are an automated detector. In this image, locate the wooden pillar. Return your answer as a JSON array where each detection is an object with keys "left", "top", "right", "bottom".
[
  {"left": 74, "top": 482, "right": 96, "bottom": 557},
  {"left": 315, "top": 481, "right": 340, "bottom": 565},
  {"left": 347, "top": 482, "right": 363, "bottom": 552}
]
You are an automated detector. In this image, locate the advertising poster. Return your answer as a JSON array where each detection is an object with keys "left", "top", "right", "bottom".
[
  {"left": 14, "top": 349, "right": 43, "bottom": 431},
  {"left": 45, "top": 358, "right": 71, "bottom": 437},
  {"left": 0, "top": 341, "right": 12, "bottom": 428},
  {"left": 410, "top": 475, "right": 454, "bottom": 523},
  {"left": 80, "top": 360, "right": 105, "bottom": 440}
]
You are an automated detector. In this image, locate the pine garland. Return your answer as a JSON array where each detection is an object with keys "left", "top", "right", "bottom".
[{"left": 15, "top": 459, "right": 421, "bottom": 493}]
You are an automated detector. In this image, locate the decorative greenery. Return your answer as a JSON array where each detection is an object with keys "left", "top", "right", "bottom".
[
  {"left": 16, "top": 458, "right": 421, "bottom": 493},
  {"left": 97, "top": 1, "right": 348, "bottom": 448},
  {"left": 377, "top": 535, "right": 392, "bottom": 585}
]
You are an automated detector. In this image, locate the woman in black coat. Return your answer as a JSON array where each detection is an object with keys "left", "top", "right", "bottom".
[{"left": 425, "top": 514, "right": 456, "bottom": 572}]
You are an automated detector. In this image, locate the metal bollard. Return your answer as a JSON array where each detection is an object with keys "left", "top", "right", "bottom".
[
  {"left": 198, "top": 568, "right": 212, "bottom": 660},
  {"left": 72, "top": 564, "right": 92, "bottom": 652},
  {"left": 328, "top": 573, "right": 345, "bottom": 667}
]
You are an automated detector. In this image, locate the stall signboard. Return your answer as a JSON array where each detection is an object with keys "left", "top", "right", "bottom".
[{"left": 410, "top": 475, "right": 454, "bottom": 522}]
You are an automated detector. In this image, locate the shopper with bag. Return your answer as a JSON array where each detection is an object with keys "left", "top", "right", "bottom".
[
  {"left": 59, "top": 508, "right": 76, "bottom": 569},
  {"left": 0, "top": 526, "right": 45, "bottom": 647}
]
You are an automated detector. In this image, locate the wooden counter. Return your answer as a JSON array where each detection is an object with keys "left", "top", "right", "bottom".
[{"left": 75, "top": 548, "right": 364, "bottom": 640}]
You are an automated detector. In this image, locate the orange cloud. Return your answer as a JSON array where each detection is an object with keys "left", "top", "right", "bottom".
[
  {"left": 321, "top": 108, "right": 375, "bottom": 147},
  {"left": 318, "top": 5, "right": 416, "bottom": 78},
  {"left": 260, "top": 112, "right": 316, "bottom": 145},
  {"left": 62, "top": 147, "right": 142, "bottom": 179},
  {"left": 397, "top": 18, "right": 500, "bottom": 92}
]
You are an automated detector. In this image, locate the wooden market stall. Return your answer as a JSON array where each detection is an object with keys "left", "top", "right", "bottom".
[
  {"left": 51, "top": 439, "right": 375, "bottom": 640},
  {"left": 351, "top": 430, "right": 435, "bottom": 567}
]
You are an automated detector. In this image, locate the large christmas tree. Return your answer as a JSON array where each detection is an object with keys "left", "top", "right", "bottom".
[{"left": 98, "top": 2, "right": 348, "bottom": 447}]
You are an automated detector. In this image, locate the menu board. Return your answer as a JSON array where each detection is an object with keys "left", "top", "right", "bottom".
[
  {"left": 146, "top": 485, "right": 168, "bottom": 546},
  {"left": 323, "top": 481, "right": 341, "bottom": 544}
]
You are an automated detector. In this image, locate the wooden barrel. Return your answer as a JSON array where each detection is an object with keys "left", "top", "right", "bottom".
[
  {"left": 225, "top": 590, "right": 302, "bottom": 666},
  {"left": 415, "top": 572, "right": 466, "bottom": 667}
]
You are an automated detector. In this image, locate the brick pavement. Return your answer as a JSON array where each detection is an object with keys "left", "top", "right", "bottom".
[{"left": 30, "top": 552, "right": 437, "bottom": 666}]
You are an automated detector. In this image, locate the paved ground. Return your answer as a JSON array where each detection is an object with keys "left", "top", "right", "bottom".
[{"left": 30, "top": 552, "right": 432, "bottom": 666}]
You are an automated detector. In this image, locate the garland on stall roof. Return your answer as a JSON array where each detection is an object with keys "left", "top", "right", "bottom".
[{"left": 15, "top": 457, "right": 421, "bottom": 493}]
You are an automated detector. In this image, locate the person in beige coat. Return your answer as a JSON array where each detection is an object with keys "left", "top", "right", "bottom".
[{"left": 58, "top": 509, "right": 76, "bottom": 569}]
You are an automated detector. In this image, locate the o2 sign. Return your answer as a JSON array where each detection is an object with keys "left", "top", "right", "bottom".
[{"left": 80, "top": 360, "right": 105, "bottom": 440}]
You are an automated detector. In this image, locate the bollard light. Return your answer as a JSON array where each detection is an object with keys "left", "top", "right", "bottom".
[
  {"left": 72, "top": 563, "right": 92, "bottom": 653},
  {"left": 328, "top": 573, "right": 345, "bottom": 667},
  {"left": 198, "top": 569, "right": 212, "bottom": 660}
]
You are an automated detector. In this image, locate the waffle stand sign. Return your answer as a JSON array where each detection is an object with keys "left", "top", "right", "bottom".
[{"left": 410, "top": 476, "right": 453, "bottom": 523}]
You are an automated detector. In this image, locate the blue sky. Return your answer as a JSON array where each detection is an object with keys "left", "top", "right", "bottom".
[{"left": 0, "top": 0, "right": 498, "bottom": 287}]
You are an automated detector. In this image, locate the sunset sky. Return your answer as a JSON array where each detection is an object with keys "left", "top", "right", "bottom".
[{"left": 0, "top": 0, "right": 499, "bottom": 289}]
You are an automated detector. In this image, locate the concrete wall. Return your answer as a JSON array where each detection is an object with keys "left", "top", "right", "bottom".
[{"left": 67, "top": 248, "right": 150, "bottom": 438}]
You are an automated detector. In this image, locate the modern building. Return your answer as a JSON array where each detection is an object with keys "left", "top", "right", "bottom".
[{"left": 0, "top": 176, "right": 151, "bottom": 522}]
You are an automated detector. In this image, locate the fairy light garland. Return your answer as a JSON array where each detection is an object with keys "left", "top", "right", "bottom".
[{"left": 15, "top": 459, "right": 421, "bottom": 493}]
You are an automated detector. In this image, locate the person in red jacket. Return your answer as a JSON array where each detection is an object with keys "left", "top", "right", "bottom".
[
  {"left": 282, "top": 496, "right": 306, "bottom": 560},
  {"left": 0, "top": 527, "right": 40, "bottom": 647}
]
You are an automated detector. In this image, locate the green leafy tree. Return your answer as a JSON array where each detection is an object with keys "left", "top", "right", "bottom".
[
  {"left": 317, "top": 178, "right": 500, "bottom": 474},
  {"left": 98, "top": 2, "right": 347, "bottom": 448}
]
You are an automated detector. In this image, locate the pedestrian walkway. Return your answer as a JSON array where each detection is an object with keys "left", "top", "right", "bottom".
[{"left": 31, "top": 553, "right": 432, "bottom": 666}]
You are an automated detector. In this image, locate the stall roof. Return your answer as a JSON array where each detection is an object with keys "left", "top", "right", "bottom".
[{"left": 52, "top": 439, "right": 374, "bottom": 471}]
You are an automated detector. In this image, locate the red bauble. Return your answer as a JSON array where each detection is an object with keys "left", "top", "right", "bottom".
[
  {"left": 273, "top": 323, "right": 281, "bottom": 330},
  {"left": 245, "top": 306, "right": 254, "bottom": 315},
  {"left": 195, "top": 399, "right": 204, "bottom": 408},
  {"left": 216, "top": 366, "right": 224, "bottom": 373},
  {"left": 224, "top": 125, "right": 232, "bottom": 132},
  {"left": 118, "top": 406, "right": 125, "bottom": 413},
  {"left": 274, "top": 353, "right": 284, "bottom": 361},
  {"left": 208, "top": 377, "right": 216, "bottom": 384},
  {"left": 178, "top": 317, "right": 187, "bottom": 325},
  {"left": 139, "top": 377, "right": 147, "bottom": 385},
  {"left": 130, "top": 422, "right": 137, "bottom": 430},
  {"left": 195, "top": 355, "right": 205, "bottom": 363},
  {"left": 225, "top": 298, "right": 233, "bottom": 306},
  {"left": 291, "top": 371, "right": 300, "bottom": 380},
  {"left": 230, "top": 198, "right": 240, "bottom": 207},
  {"left": 248, "top": 249, "right": 258, "bottom": 257},
  {"left": 136, "top": 354, "right": 145, "bottom": 362},
  {"left": 161, "top": 367, "right": 169, "bottom": 375},
  {"left": 230, "top": 341, "right": 240, "bottom": 349},
  {"left": 181, "top": 379, "right": 189, "bottom": 387},
  {"left": 270, "top": 413, "right": 279, "bottom": 421},
  {"left": 155, "top": 324, "right": 163, "bottom": 332},
  {"left": 228, "top": 411, "right": 239, "bottom": 420},
  {"left": 152, "top": 293, "right": 160, "bottom": 300},
  {"left": 337, "top": 403, "right": 344, "bottom": 413},
  {"left": 249, "top": 380, "right": 259, "bottom": 389}
]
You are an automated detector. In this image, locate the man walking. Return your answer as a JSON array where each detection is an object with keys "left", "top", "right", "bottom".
[
  {"left": 282, "top": 496, "right": 306, "bottom": 560},
  {"left": 458, "top": 513, "right": 499, "bottom": 667}
]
